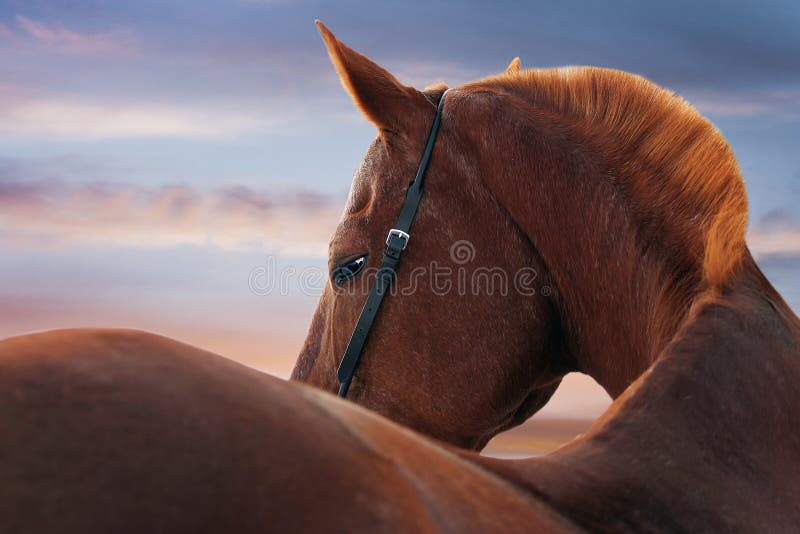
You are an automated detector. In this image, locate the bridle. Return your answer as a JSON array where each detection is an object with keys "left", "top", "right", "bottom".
[{"left": 336, "top": 89, "right": 450, "bottom": 398}]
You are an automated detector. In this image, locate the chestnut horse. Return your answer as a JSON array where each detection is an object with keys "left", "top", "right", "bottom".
[
  {"left": 1, "top": 21, "right": 799, "bottom": 532},
  {"left": 291, "top": 22, "right": 800, "bottom": 526}
]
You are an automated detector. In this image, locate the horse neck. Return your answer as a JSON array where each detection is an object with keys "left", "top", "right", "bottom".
[
  {"left": 470, "top": 258, "right": 800, "bottom": 529},
  {"left": 474, "top": 122, "right": 699, "bottom": 397}
]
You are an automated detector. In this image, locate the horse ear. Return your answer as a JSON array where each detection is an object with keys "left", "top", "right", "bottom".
[
  {"left": 316, "top": 21, "right": 431, "bottom": 133},
  {"left": 506, "top": 57, "right": 521, "bottom": 74}
]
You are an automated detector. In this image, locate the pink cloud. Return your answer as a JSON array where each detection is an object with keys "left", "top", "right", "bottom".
[
  {"left": 748, "top": 229, "right": 800, "bottom": 258},
  {"left": 688, "top": 89, "right": 800, "bottom": 119},
  {"left": 10, "top": 15, "right": 138, "bottom": 57},
  {"left": 0, "top": 179, "right": 342, "bottom": 254},
  {"left": 747, "top": 209, "right": 800, "bottom": 258},
  {"left": 0, "top": 83, "right": 268, "bottom": 140}
]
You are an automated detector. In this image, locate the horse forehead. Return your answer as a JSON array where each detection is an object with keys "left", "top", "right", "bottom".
[
  {"left": 344, "top": 142, "right": 405, "bottom": 214},
  {"left": 344, "top": 165, "right": 373, "bottom": 213},
  {"left": 344, "top": 141, "right": 380, "bottom": 199}
]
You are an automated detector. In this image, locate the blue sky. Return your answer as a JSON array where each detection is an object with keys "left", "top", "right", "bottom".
[{"left": 0, "top": 0, "right": 798, "bottom": 417}]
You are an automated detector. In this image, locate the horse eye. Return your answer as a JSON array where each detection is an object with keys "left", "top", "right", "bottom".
[{"left": 332, "top": 255, "right": 367, "bottom": 286}]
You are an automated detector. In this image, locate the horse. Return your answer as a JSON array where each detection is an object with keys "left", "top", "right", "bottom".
[
  {"left": 292, "top": 21, "right": 800, "bottom": 526},
  {"left": 1, "top": 20, "right": 799, "bottom": 532}
]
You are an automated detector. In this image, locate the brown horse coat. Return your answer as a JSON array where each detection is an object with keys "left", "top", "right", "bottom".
[
  {"left": 0, "top": 329, "right": 571, "bottom": 533},
  {"left": 1, "top": 21, "right": 799, "bottom": 533}
]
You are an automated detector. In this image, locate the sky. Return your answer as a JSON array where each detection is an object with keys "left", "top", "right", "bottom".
[{"left": 0, "top": 0, "right": 798, "bottom": 420}]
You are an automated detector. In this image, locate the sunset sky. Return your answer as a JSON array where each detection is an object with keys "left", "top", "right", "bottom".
[{"left": 1, "top": 0, "right": 798, "bottom": 420}]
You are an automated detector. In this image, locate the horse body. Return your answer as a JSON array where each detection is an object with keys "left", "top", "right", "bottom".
[{"left": 0, "top": 329, "right": 569, "bottom": 533}]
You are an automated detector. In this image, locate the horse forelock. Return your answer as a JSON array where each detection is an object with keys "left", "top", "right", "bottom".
[{"left": 463, "top": 66, "right": 748, "bottom": 289}]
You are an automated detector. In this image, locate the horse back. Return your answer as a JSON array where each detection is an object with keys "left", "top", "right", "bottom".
[{"left": 0, "top": 328, "right": 570, "bottom": 533}]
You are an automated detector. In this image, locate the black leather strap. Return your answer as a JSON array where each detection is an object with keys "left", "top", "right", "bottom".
[{"left": 337, "top": 89, "right": 450, "bottom": 398}]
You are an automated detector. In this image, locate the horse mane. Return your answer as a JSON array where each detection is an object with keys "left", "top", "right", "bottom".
[{"left": 466, "top": 66, "right": 748, "bottom": 288}]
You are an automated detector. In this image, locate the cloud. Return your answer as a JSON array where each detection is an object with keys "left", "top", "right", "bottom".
[
  {"left": 748, "top": 209, "right": 800, "bottom": 257},
  {"left": 685, "top": 89, "right": 800, "bottom": 119},
  {"left": 11, "top": 15, "right": 138, "bottom": 57},
  {"left": 749, "top": 229, "right": 800, "bottom": 257},
  {"left": 0, "top": 84, "right": 271, "bottom": 140},
  {"left": 3, "top": 177, "right": 797, "bottom": 260},
  {"left": 0, "top": 179, "right": 342, "bottom": 254}
]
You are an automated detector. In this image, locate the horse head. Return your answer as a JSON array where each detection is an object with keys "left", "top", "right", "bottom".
[
  {"left": 291, "top": 23, "right": 569, "bottom": 449},
  {"left": 293, "top": 22, "right": 751, "bottom": 452}
]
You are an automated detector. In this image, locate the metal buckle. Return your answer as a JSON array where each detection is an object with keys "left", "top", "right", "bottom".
[{"left": 386, "top": 228, "right": 410, "bottom": 250}]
